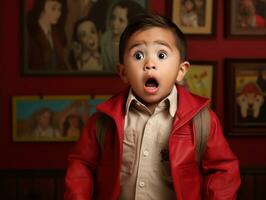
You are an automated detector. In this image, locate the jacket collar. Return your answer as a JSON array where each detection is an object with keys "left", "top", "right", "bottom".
[{"left": 96, "top": 84, "right": 210, "bottom": 127}]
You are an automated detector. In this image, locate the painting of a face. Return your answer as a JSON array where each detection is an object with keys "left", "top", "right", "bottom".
[
  {"left": 37, "top": 110, "right": 52, "bottom": 128},
  {"left": 41, "top": 0, "right": 62, "bottom": 25},
  {"left": 110, "top": 6, "right": 128, "bottom": 36},
  {"left": 77, "top": 21, "right": 99, "bottom": 51}
]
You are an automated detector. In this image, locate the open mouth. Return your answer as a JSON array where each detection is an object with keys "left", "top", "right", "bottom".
[
  {"left": 144, "top": 78, "right": 159, "bottom": 94},
  {"left": 145, "top": 78, "right": 159, "bottom": 88}
]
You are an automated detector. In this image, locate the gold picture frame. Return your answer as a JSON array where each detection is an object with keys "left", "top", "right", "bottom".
[
  {"left": 21, "top": 0, "right": 148, "bottom": 75},
  {"left": 12, "top": 95, "right": 110, "bottom": 142},
  {"left": 225, "top": 0, "right": 266, "bottom": 38},
  {"left": 172, "top": 0, "right": 214, "bottom": 35}
]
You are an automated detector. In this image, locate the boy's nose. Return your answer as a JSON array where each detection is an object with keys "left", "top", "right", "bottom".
[
  {"left": 144, "top": 65, "right": 156, "bottom": 71},
  {"left": 144, "top": 58, "right": 156, "bottom": 71}
]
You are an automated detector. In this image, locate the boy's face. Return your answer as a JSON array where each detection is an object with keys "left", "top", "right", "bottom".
[{"left": 118, "top": 27, "right": 189, "bottom": 107}]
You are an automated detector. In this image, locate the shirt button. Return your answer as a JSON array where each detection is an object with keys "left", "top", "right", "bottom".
[
  {"left": 139, "top": 181, "right": 145, "bottom": 187},
  {"left": 143, "top": 150, "right": 149, "bottom": 157}
]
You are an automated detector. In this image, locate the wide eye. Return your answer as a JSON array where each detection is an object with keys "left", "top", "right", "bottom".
[
  {"left": 158, "top": 51, "right": 167, "bottom": 60},
  {"left": 133, "top": 51, "right": 144, "bottom": 60}
]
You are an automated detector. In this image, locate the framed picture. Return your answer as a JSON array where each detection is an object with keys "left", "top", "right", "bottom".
[
  {"left": 12, "top": 95, "right": 111, "bottom": 142},
  {"left": 225, "top": 59, "right": 266, "bottom": 136},
  {"left": 171, "top": 0, "right": 214, "bottom": 35},
  {"left": 21, "top": 0, "right": 148, "bottom": 75},
  {"left": 179, "top": 61, "right": 216, "bottom": 106},
  {"left": 225, "top": 0, "right": 266, "bottom": 38}
]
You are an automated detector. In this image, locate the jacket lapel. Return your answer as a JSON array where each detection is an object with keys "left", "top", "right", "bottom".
[{"left": 172, "top": 85, "right": 210, "bottom": 133}]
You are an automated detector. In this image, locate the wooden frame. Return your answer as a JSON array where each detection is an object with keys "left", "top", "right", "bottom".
[
  {"left": 12, "top": 95, "right": 110, "bottom": 142},
  {"left": 225, "top": 0, "right": 266, "bottom": 38},
  {"left": 225, "top": 59, "right": 266, "bottom": 136},
  {"left": 21, "top": 0, "right": 148, "bottom": 75},
  {"left": 171, "top": 0, "right": 214, "bottom": 35}
]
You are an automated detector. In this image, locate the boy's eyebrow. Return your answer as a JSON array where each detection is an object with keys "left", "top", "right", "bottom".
[
  {"left": 127, "top": 40, "right": 173, "bottom": 51},
  {"left": 154, "top": 40, "right": 173, "bottom": 50}
]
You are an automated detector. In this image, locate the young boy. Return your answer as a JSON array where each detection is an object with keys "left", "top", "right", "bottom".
[{"left": 65, "top": 14, "right": 241, "bottom": 200}]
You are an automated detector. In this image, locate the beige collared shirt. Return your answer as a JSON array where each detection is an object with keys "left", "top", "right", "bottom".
[{"left": 119, "top": 86, "right": 178, "bottom": 200}]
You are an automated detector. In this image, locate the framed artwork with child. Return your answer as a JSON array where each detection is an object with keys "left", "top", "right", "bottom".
[
  {"left": 225, "top": 59, "right": 266, "bottom": 136},
  {"left": 225, "top": 0, "right": 266, "bottom": 38},
  {"left": 21, "top": 0, "right": 148, "bottom": 75},
  {"left": 12, "top": 95, "right": 111, "bottom": 142},
  {"left": 171, "top": 0, "right": 214, "bottom": 35}
]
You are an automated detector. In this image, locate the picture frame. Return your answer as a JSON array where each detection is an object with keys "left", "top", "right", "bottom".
[
  {"left": 21, "top": 0, "right": 148, "bottom": 75},
  {"left": 224, "top": 59, "right": 266, "bottom": 136},
  {"left": 12, "top": 95, "right": 111, "bottom": 142},
  {"left": 225, "top": 0, "right": 266, "bottom": 38},
  {"left": 171, "top": 0, "right": 214, "bottom": 35},
  {"left": 179, "top": 61, "right": 216, "bottom": 107}
]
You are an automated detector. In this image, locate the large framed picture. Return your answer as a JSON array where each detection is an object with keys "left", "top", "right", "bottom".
[
  {"left": 21, "top": 0, "right": 148, "bottom": 75},
  {"left": 225, "top": 59, "right": 266, "bottom": 136},
  {"left": 179, "top": 61, "right": 216, "bottom": 106},
  {"left": 171, "top": 0, "right": 214, "bottom": 35},
  {"left": 12, "top": 95, "right": 110, "bottom": 142},
  {"left": 225, "top": 0, "right": 266, "bottom": 38}
]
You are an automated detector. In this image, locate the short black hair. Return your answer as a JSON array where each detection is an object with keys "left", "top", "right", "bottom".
[{"left": 119, "top": 14, "right": 187, "bottom": 63}]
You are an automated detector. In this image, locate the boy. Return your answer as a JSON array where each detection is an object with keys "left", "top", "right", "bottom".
[{"left": 65, "top": 14, "right": 241, "bottom": 200}]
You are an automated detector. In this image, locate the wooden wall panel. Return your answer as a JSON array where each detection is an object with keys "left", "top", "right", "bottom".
[{"left": 0, "top": 168, "right": 266, "bottom": 200}]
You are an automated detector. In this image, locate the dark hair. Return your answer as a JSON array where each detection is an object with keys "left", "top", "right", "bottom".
[
  {"left": 27, "top": 0, "right": 67, "bottom": 40},
  {"left": 119, "top": 14, "right": 187, "bottom": 63},
  {"left": 32, "top": 107, "right": 54, "bottom": 129},
  {"left": 72, "top": 17, "right": 98, "bottom": 42},
  {"left": 62, "top": 114, "right": 83, "bottom": 136},
  {"left": 111, "top": 1, "right": 147, "bottom": 23}
]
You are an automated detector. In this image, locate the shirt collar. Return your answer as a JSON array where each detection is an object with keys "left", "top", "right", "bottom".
[{"left": 125, "top": 86, "right": 178, "bottom": 117}]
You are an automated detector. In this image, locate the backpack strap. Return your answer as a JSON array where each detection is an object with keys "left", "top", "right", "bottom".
[
  {"left": 95, "top": 112, "right": 115, "bottom": 151},
  {"left": 193, "top": 107, "right": 210, "bottom": 165}
]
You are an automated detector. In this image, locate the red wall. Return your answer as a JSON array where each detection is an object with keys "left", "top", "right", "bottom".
[{"left": 1, "top": 0, "right": 266, "bottom": 169}]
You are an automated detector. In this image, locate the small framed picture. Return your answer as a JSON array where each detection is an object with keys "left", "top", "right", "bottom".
[
  {"left": 179, "top": 61, "right": 216, "bottom": 106},
  {"left": 171, "top": 0, "right": 214, "bottom": 35},
  {"left": 12, "top": 95, "right": 111, "bottom": 142},
  {"left": 225, "top": 59, "right": 266, "bottom": 136},
  {"left": 225, "top": 0, "right": 266, "bottom": 38},
  {"left": 21, "top": 0, "right": 148, "bottom": 75}
]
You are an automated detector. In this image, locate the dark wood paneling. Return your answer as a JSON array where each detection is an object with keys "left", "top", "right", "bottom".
[
  {"left": 0, "top": 167, "right": 266, "bottom": 199},
  {"left": 238, "top": 167, "right": 266, "bottom": 200},
  {"left": 0, "top": 170, "right": 65, "bottom": 200}
]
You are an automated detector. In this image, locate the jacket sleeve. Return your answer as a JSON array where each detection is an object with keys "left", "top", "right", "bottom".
[
  {"left": 202, "top": 110, "right": 241, "bottom": 200},
  {"left": 64, "top": 114, "right": 100, "bottom": 200}
]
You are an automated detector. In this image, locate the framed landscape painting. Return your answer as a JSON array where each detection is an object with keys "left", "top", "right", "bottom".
[
  {"left": 21, "top": 0, "right": 148, "bottom": 75},
  {"left": 12, "top": 95, "right": 111, "bottom": 142},
  {"left": 225, "top": 59, "right": 266, "bottom": 136},
  {"left": 172, "top": 0, "right": 214, "bottom": 35}
]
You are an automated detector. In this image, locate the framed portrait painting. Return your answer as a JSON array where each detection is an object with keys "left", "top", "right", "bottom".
[
  {"left": 12, "top": 95, "right": 111, "bottom": 142},
  {"left": 179, "top": 61, "right": 216, "bottom": 106},
  {"left": 225, "top": 0, "right": 266, "bottom": 38},
  {"left": 225, "top": 59, "right": 266, "bottom": 136},
  {"left": 21, "top": 0, "right": 148, "bottom": 75},
  {"left": 171, "top": 0, "right": 214, "bottom": 35}
]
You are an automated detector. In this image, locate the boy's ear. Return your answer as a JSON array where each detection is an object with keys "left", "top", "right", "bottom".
[
  {"left": 117, "top": 63, "right": 128, "bottom": 84},
  {"left": 176, "top": 61, "right": 190, "bottom": 82}
]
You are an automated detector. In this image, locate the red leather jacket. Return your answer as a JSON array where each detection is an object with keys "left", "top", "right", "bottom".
[{"left": 65, "top": 85, "right": 241, "bottom": 200}]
